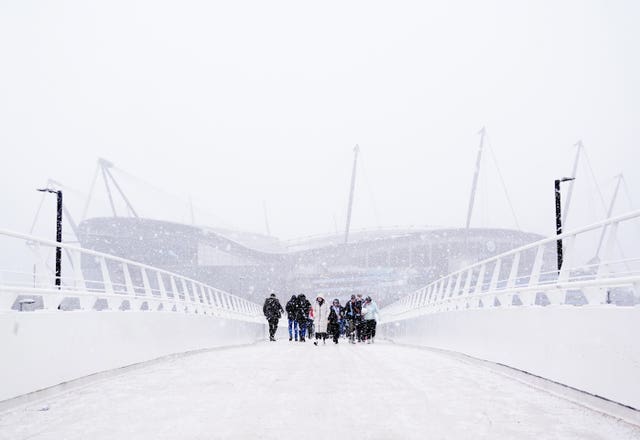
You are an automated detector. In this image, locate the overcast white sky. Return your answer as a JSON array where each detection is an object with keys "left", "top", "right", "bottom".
[{"left": 1, "top": 0, "right": 638, "bottom": 241}]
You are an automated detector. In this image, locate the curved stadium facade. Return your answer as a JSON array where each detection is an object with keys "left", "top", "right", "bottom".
[{"left": 77, "top": 217, "right": 551, "bottom": 306}]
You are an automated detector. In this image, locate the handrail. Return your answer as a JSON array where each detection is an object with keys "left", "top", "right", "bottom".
[
  {"left": 380, "top": 209, "right": 640, "bottom": 322},
  {"left": 0, "top": 228, "right": 263, "bottom": 322},
  {"left": 1, "top": 228, "right": 232, "bottom": 296},
  {"left": 423, "top": 209, "right": 640, "bottom": 290}
]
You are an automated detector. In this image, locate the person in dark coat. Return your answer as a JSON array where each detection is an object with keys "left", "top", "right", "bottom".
[
  {"left": 285, "top": 295, "right": 299, "bottom": 341},
  {"left": 295, "top": 294, "right": 311, "bottom": 342},
  {"left": 355, "top": 293, "right": 365, "bottom": 342},
  {"left": 327, "top": 298, "right": 344, "bottom": 344},
  {"left": 263, "top": 293, "right": 284, "bottom": 341},
  {"left": 343, "top": 294, "right": 362, "bottom": 344}
]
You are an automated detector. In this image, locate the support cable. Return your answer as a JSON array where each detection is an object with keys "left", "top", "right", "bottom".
[
  {"left": 29, "top": 189, "right": 47, "bottom": 235},
  {"left": 111, "top": 165, "right": 232, "bottom": 228},
  {"left": 82, "top": 163, "right": 100, "bottom": 221},
  {"left": 581, "top": 147, "right": 609, "bottom": 215},
  {"left": 581, "top": 152, "right": 629, "bottom": 266},
  {"left": 100, "top": 165, "right": 118, "bottom": 217},
  {"left": 104, "top": 167, "right": 139, "bottom": 218},
  {"left": 485, "top": 134, "right": 521, "bottom": 231}
]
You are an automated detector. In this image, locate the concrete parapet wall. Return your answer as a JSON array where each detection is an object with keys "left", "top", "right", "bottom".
[
  {"left": 380, "top": 306, "right": 640, "bottom": 410},
  {"left": 0, "top": 311, "right": 266, "bottom": 402}
]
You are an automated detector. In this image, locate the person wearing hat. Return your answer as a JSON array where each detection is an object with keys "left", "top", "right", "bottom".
[
  {"left": 311, "top": 294, "right": 330, "bottom": 345},
  {"left": 262, "top": 293, "right": 284, "bottom": 341}
]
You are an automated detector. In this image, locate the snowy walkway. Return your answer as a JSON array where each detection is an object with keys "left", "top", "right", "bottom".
[{"left": 1, "top": 340, "right": 638, "bottom": 440}]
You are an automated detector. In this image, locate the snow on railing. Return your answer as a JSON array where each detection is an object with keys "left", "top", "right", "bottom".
[
  {"left": 0, "top": 228, "right": 263, "bottom": 323},
  {"left": 381, "top": 209, "right": 640, "bottom": 323}
]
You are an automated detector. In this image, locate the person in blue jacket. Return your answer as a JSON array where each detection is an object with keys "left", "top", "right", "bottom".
[
  {"left": 285, "top": 295, "right": 299, "bottom": 341},
  {"left": 343, "top": 294, "right": 362, "bottom": 344}
]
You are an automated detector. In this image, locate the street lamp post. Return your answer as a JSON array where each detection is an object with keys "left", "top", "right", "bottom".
[
  {"left": 555, "top": 177, "right": 575, "bottom": 271},
  {"left": 37, "top": 188, "right": 63, "bottom": 289}
]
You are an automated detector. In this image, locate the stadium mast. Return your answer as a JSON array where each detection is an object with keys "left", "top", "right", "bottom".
[
  {"left": 465, "top": 127, "right": 486, "bottom": 230},
  {"left": 593, "top": 173, "right": 623, "bottom": 261},
  {"left": 82, "top": 158, "right": 139, "bottom": 219},
  {"left": 263, "top": 201, "right": 271, "bottom": 236},
  {"left": 344, "top": 144, "right": 360, "bottom": 244}
]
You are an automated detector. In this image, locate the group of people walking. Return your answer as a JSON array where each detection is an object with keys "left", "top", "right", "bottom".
[{"left": 262, "top": 292, "right": 379, "bottom": 345}]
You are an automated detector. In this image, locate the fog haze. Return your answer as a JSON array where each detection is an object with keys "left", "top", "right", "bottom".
[{"left": 1, "top": 0, "right": 638, "bottom": 240}]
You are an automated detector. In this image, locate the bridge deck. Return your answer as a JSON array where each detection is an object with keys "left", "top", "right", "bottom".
[{"left": 0, "top": 340, "right": 637, "bottom": 440}]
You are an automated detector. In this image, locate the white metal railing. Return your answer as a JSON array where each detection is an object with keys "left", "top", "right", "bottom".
[
  {"left": 381, "top": 210, "right": 640, "bottom": 323},
  {"left": 0, "top": 228, "right": 263, "bottom": 323}
]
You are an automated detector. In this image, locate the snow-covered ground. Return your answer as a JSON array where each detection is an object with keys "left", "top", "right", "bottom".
[{"left": 1, "top": 340, "right": 638, "bottom": 440}]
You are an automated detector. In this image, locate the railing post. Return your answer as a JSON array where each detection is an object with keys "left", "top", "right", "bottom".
[
  {"left": 98, "top": 257, "right": 114, "bottom": 309},
  {"left": 140, "top": 268, "right": 153, "bottom": 311},
  {"left": 474, "top": 264, "right": 486, "bottom": 295},
  {"left": 201, "top": 285, "right": 212, "bottom": 313},
  {"left": 156, "top": 272, "right": 168, "bottom": 311},
  {"left": 528, "top": 245, "right": 545, "bottom": 287},
  {"left": 170, "top": 276, "right": 182, "bottom": 312},
  {"left": 180, "top": 278, "right": 193, "bottom": 313},
  {"left": 220, "top": 292, "right": 231, "bottom": 315},
  {"left": 122, "top": 263, "right": 140, "bottom": 311},
  {"left": 506, "top": 253, "right": 521, "bottom": 289},
  {"left": 211, "top": 289, "right": 222, "bottom": 313},
  {"left": 451, "top": 274, "right": 462, "bottom": 299},
  {"left": 201, "top": 284, "right": 214, "bottom": 314},
  {"left": 495, "top": 253, "right": 519, "bottom": 306},
  {"left": 518, "top": 245, "right": 545, "bottom": 306},
  {"left": 141, "top": 269, "right": 152, "bottom": 297},
  {"left": 426, "top": 285, "right": 434, "bottom": 305},
  {"left": 99, "top": 257, "right": 114, "bottom": 295},
  {"left": 462, "top": 268, "right": 473, "bottom": 296},
  {"left": 75, "top": 249, "right": 94, "bottom": 311},
  {"left": 71, "top": 249, "right": 87, "bottom": 292},
  {"left": 444, "top": 276, "right": 454, "bottom": 299},
  {"left": 489, "top": 259, "right": 502, "bottom": 292},
  {"left": 190, "top": 281, "right": 202, "bottom": 314}
]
